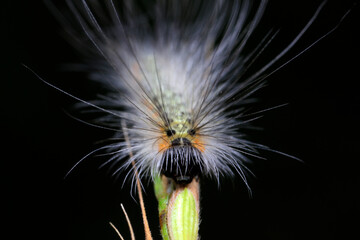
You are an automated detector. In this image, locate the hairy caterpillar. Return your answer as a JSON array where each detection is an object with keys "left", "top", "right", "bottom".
[
  {"left": 4, "top": 0, "right": 358, "bottom": 239},
  {"left": 44, "top": 0, "right": 335, "bottom": 192}
]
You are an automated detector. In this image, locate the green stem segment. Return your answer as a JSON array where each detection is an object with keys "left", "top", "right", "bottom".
[
  {"left": 154, "top": 176, "right": 172, "bottom": 240},
  {"left": 154, "top": 176, "right": 200, "bottom": 240}
]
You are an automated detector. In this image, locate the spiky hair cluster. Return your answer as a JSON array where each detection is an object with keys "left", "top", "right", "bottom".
[{"left": 53, "top": 0, "right": 321, "bottom": 189}]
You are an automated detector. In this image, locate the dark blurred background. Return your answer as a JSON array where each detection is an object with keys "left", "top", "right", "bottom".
[{"left": 3, "top": 1, "right": 360, "bottom": 239}]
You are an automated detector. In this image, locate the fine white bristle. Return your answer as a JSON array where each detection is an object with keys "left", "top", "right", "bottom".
[{"left": 48, "top": 0, "right": 330, "bottom": 191}]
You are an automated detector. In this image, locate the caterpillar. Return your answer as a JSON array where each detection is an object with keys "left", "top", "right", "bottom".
[
  {"left": 11, "top": 1, "right": 356, "bottom": 236},
  {"left": 43, "top": 0, "right": 350, "bottom": 192}
]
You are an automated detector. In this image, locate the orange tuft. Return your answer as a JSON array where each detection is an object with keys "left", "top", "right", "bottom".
[
  {"left": 193, "top": 137, "right": 205, "bottom": 153},
  {"left": 158, "top": 137, "right": 171, "bottom": 152}
]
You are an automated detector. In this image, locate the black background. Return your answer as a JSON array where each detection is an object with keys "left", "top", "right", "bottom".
[{"left": 3, "top": 1, "right": 360, "bottom": 239}]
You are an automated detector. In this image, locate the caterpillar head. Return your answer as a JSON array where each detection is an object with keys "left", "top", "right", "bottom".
[{"left": 159, "top": 120, "right": 205, "bottom": 184}]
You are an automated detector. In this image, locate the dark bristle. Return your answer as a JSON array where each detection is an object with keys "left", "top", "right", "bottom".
[{"left": 160, "top": 145, "right": 203, "bottom": 184}]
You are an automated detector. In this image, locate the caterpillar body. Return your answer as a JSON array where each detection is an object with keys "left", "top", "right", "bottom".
[{"left": 49, "top": 0, "right": 331, "bottom": 191}]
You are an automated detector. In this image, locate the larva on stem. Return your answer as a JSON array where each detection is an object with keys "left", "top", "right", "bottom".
[{"left": 14, "top": 1, "right": 358, "bottom": 239}]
